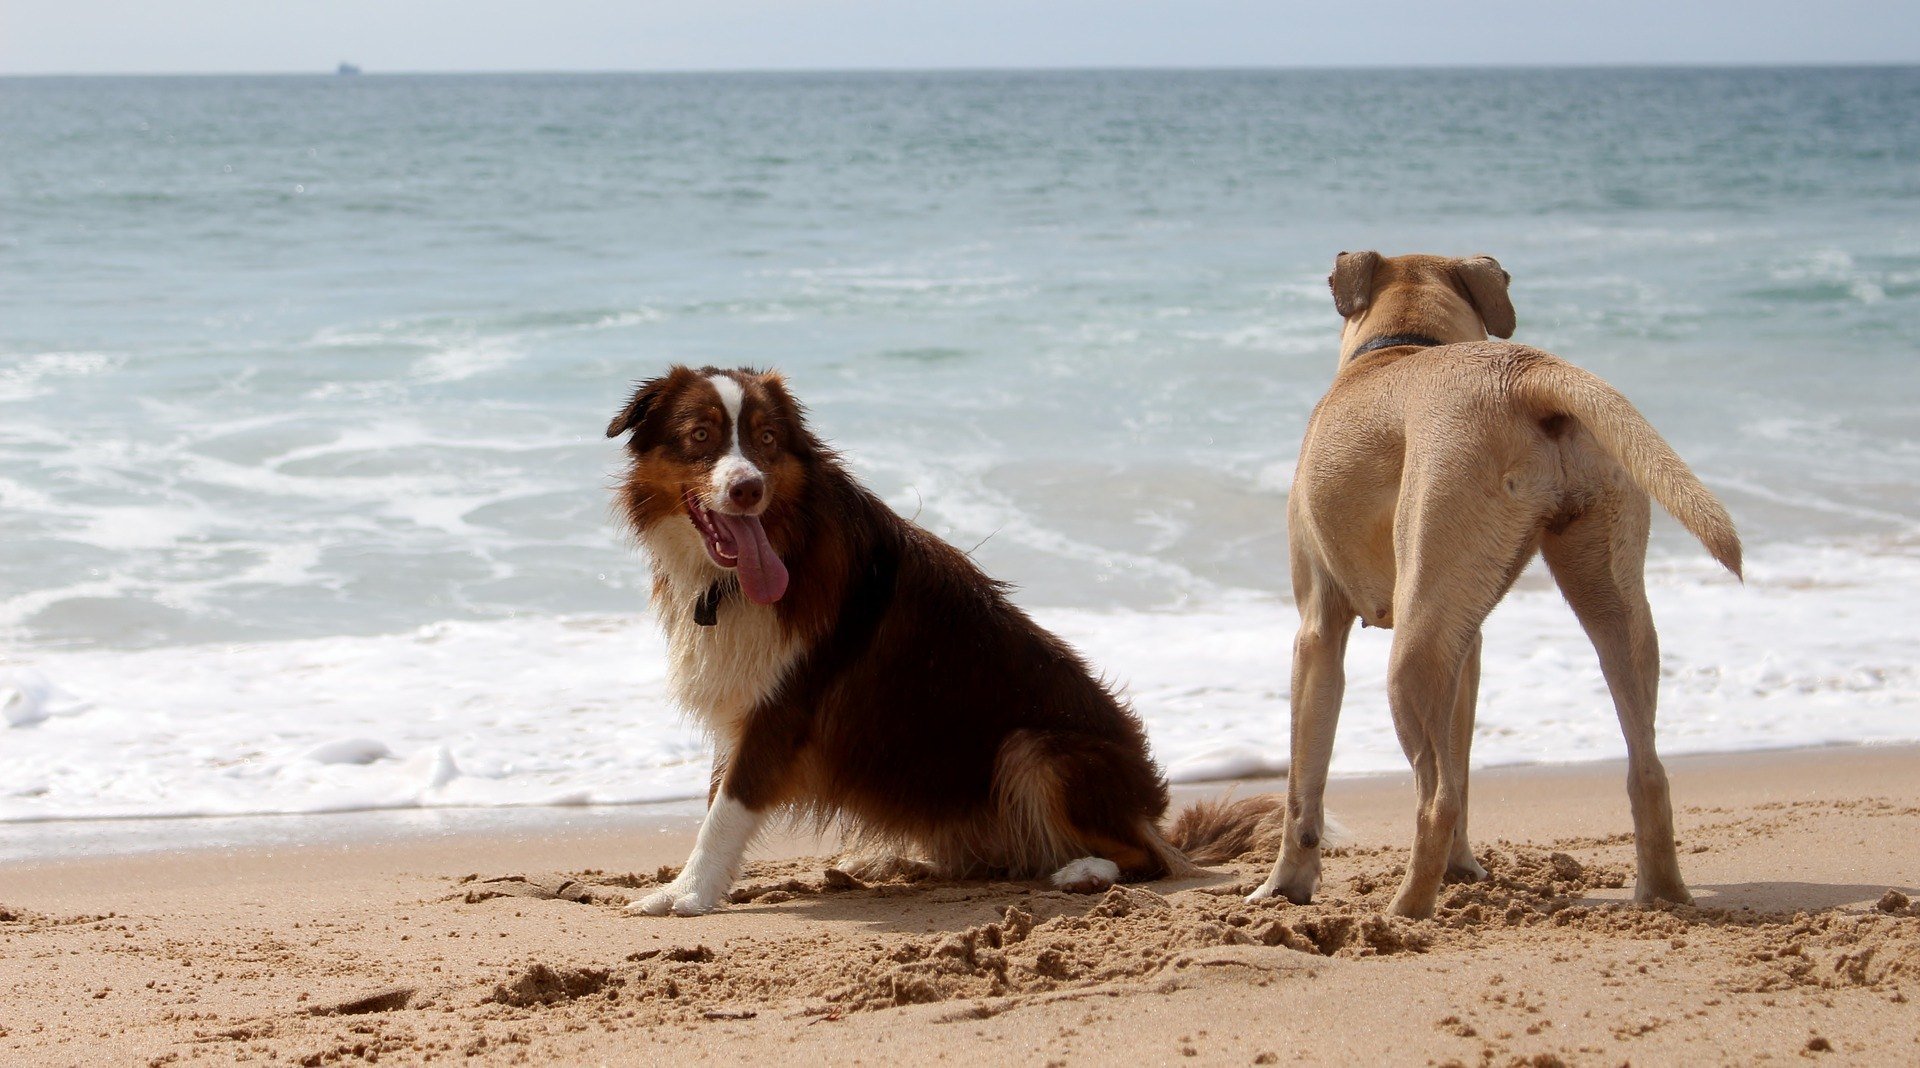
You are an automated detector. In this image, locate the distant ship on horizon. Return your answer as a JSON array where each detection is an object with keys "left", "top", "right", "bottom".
[{"left": 336, "top": 62, "right": 361, "bottom": 76}]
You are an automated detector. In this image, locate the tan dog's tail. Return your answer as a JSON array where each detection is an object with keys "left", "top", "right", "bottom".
[{"left": 1513, "top": 359, "right": 1743, "bottom": 578}]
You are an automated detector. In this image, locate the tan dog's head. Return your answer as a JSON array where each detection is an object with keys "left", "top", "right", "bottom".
[
  {"left": 607, "top": 366, "right": 818, "bottom": 605},
  {"left": 1328, "top": 251, "right": 1515, "bottom": 362}
]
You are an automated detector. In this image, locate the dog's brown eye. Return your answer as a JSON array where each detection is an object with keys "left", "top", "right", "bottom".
[
  {"left": 759, "top": 429, "right": 775, "bottom": 446},
  {"left": 691, "top": 428, "right": 710, "bottom": 444}
]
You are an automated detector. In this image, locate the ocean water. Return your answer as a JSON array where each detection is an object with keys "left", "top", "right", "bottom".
[{"left": 2, "top": 69, "right": 1918, "bottom": 849}]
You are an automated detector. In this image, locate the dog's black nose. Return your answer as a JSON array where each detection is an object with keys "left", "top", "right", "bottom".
[{"left": 728, "top": 476, "right": 764, "bottom": 511}]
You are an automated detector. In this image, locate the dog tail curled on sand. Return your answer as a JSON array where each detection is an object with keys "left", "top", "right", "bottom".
[
  {"left": 1163, "top": 793, "right": 1343, "bottom": 867},
  {"left": 1509, "top": 353, "right": 1744, "bottom": 579}
]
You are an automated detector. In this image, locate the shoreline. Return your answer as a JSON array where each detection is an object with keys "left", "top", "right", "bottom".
[
  {"left": 4, "top": 742, "right": 1917, "bottom": 1064},
  {"left": 4, "top": 740, "right": 1912, "bottom": 868}
]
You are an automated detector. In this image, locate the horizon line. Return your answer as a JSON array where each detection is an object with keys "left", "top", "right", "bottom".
[{"left": 4, "top": 59, "right": 1919, "bottom": 79}]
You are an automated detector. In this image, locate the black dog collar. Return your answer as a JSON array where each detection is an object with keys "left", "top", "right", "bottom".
[
  {"left": 1348, "top": 333, "right": 1446, "bottom": 361},
  {"left": 693, "top": 581, "right": 726, "bottom": 627}
]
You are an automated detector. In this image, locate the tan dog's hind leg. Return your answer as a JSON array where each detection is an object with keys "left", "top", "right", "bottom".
[
  {"left": 1542, "top": 493, "right": 1692, "bottom": 905},
  {"left": 1385, "top": 626, "right": 1472, "bottom": 920},
  {"left": 1384, "top": 467, "right": 1540, "bottom": 920},
  {"left": 1444, "top": 633, "right": 1489, "bottom": 883},
  {"left": 1250, "top": 569, "right": 1354, "bottom": 905}
]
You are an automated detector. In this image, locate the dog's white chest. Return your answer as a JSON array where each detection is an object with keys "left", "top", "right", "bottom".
[
  {"left": 661, "top": 600, "right": 799, "bottom": 743},
  {"left": 645, "top": 525, "right": 801, "bottom": 746}
]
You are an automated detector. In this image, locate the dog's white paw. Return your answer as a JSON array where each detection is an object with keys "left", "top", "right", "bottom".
[
  {"left": 628, "top": 884, "right": 724, "bottom": 917},
  {"left": 1049, "top": 857, "right": 1120, "bottom": 894},
  {"left": 1245, "top": 882, "right": 1277, "bottom": 903},
  {"left": 668, "top": 891, "right": 723, "bottom": 916},
  {"left": 627, "top": 888, "right": 681, "bottom": 916}
]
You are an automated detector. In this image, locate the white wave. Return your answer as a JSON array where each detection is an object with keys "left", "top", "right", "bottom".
[
  {"left": 1, "top": 541, "right": 1914, "bottom": 828},
  {"left": 384, "top": 493, "right": 498, "bottom": 536},
  {"left": 1768, "top": 248, "right": 1890, "bottom": 303},
  {"left": 411, "top": 340, "right": 521, "bottom": 383},
  {"left": 1535, "top": 224, "right": 1736, "bottom": 249},
  {"left": 0, "top": 578, "right": 139, "bottom": 633},
  {"left": 231, "top": 542, "right": 326, "bottom": 588},
  {"left": 1193, "top": 321, "right": 1326, "bottom": 356},
  {"left": 1712, "top": 474, "right": 1916, "bottom": 527},
  {"left": 785, "top": 265, "right": 1023, "bottom": 292},
  {"left": 0, "top": 474, "right": 62, "bottom": 512},
  {"left": 74, "top": 505, "right": 212, "bottom": 551},
  {"left": 590, "top": 308, "right": 665, "bottom": 329},
  {"left": 1, "top": 668, "right": 92, "bottom": 727},
  {"left": 173, "top": 443, "right": 523, "bottom": 509},
  {"left": 0, "top": 351, "right": 119, "bottom": 403},
  {"left": 860, "top": 450, "right": 1215, "bottom": 594}
]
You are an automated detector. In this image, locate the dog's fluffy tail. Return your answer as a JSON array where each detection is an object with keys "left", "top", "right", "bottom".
[
  {"left": 1138, "top": 818, "right": 1208, "bottom": 879},
  {"left": 1161, "top": 793, "right": 1348, "bottom": 867},
  {"left": 1512, "top": 357, "right": 1743, "bottom": 578}
]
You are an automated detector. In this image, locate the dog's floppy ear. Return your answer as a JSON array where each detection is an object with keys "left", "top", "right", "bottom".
[
  {"left": 605, "top": 368, "right": 687, "bottom": 441},
  {"left": 1329, "top": 250, "right": 1381, "bottom": 319},
  {"left": 1457, "top": 255, "right": 1515, "bottom": 339}
]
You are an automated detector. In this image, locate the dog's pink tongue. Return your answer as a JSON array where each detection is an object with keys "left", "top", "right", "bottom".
[{"left": 712, "top": 512, "right": 788, "bottom": 604}]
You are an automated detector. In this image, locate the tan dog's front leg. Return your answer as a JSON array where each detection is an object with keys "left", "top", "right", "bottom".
[{"left": 1251, "top": 585, "right": 1353, "bottom": 905}]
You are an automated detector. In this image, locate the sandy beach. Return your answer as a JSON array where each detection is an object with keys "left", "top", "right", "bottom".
[
  {"left": 4, "top": 744, "right": 1916, "bottom": 1066},
  {"left": 6, "top": 54, "right": 1919, "bottom": 1068}
]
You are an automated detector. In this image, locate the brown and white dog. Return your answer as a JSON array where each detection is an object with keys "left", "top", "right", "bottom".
[
  {"left": 1248, "top": 252, "right": 1742, "bottom": 919},
  {"left": 607, "top": 365, "right": 1238, "bottom": 916}
]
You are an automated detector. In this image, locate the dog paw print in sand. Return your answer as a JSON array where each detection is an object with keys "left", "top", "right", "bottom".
[
  {"left": 303, "top": 986, "right": 418, "bottom": 1017},
  {"left": 448, "top": 874, "right": 603, "bottom": 906},
  {"left": 441, "top": 858, "right": 938, "bottom": 912}
]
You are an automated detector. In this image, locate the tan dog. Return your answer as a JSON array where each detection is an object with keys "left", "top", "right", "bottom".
[{"left": 1248, "top": 252, "right": 1742, "bottom": 919}]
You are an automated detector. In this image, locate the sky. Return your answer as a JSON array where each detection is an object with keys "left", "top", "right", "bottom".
[{"left": 2, "top": 0, "right": 1918, "bottom": 75}]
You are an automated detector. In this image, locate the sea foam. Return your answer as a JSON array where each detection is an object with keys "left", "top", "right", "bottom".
[{"left": 2, "top": 543, "right": 1914, "bottom": 827}]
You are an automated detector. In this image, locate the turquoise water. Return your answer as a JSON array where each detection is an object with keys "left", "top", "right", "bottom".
[
  {"left": 1, "top": 69, "right": 1917, "bottom": 833},
  {"left": 4, "top": 68, "right": 1917, "bottom": 646}
]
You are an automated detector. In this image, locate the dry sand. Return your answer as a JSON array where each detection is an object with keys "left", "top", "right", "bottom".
[{"left": 4, "top": 745, "right": 1918, "bottom": 1066}]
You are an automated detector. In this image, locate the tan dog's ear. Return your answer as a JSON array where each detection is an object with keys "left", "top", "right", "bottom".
[
  {"left": 1329, "top": 250, "right": 1380, "bottom": 319},
  {"left": 1457, "top": 255, "right": 1515, "bottom": 339}
]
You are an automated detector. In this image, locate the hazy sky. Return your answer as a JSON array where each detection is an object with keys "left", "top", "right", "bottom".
[{"left": 4, "top": 0, "right": 1918, "bottom": 75}]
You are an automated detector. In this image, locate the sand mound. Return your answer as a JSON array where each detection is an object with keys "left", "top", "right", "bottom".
[
  {"left": 1723, "top": 911, "right": 1920, "bottom": 993},
  {"left": 476, "top": 843, "right": 1920, "bottom": 1028},
  {"left": 0, "top": 903, "right": 112, "bottom": 928},
  {"left": 488, "top": 964, "right": 613, "bottom": 1007},
  {"left": 482, "top": 870, "right": 1430, "bottom": 1022}
]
